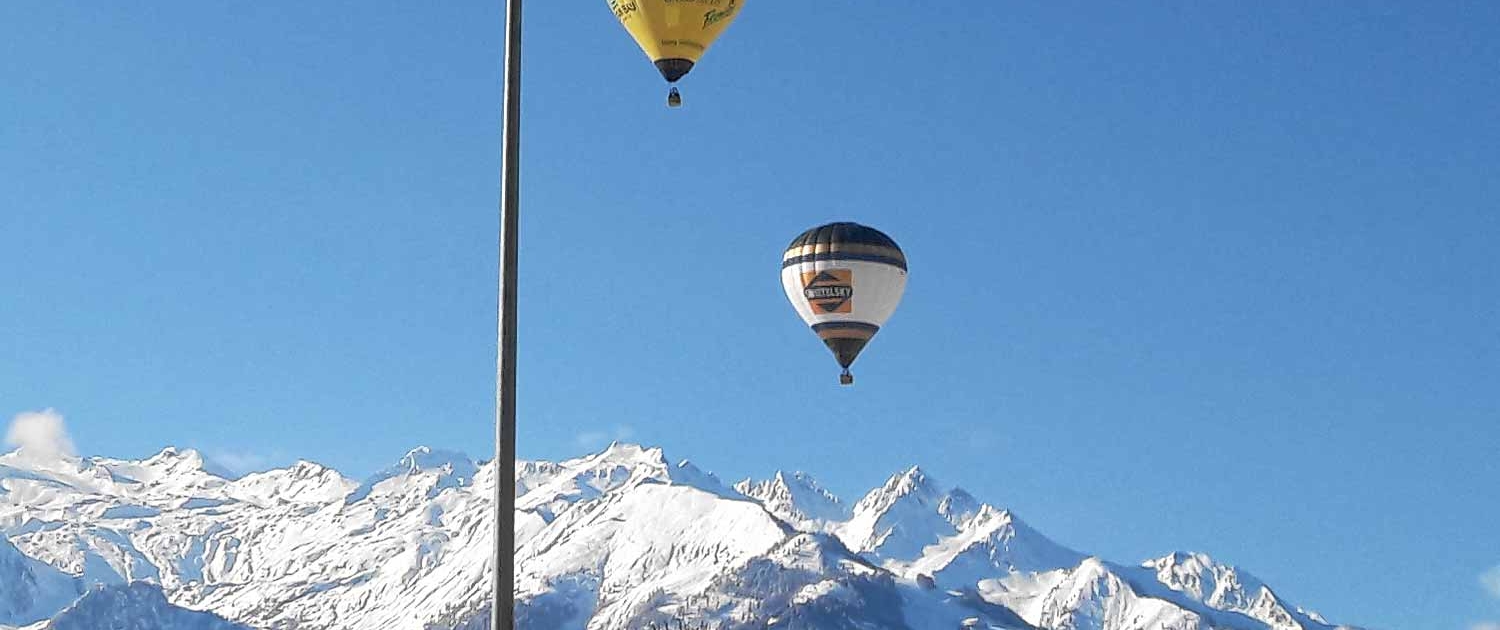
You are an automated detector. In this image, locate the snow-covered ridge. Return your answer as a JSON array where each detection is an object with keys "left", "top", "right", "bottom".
[
  {"left": 0, "top": 442, "right": 1362, "bottom": 630},
  {"left": 735, "top": 470, "right": 849, "bottom": 532},
  {"left": 40, "top": 582, "right": 251, "bottom": 630}
]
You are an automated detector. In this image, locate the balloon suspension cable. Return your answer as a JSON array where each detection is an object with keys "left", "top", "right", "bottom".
[
  {"left": 840, "top": 369, "right": 854, "bottom": 386},
  {"left": 667, "top": 86, "right": 682, "bottom": 108}
]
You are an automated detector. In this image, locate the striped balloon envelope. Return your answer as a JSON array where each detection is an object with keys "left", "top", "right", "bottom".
[{"left": 781, "top": 222, "right": 908, "bottom": 385}]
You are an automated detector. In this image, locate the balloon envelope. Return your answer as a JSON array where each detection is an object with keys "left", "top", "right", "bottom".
[
  {"left": 608, "top": 0, "right": 745, "bottom": 83},
  {"left": 781, "top": 222, "right": 907, "bottom": 377}
]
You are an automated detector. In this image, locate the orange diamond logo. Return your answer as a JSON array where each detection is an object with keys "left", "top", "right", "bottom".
[{"left": 801, "top": 270, "right": 853, "bottom": 314}]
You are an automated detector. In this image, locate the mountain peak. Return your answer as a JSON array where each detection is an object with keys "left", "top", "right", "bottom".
[
  {"left": 839, "top": 467, "right": 963, "bottom": 560},
  {"left": 397, "top": 446, "right": 474, "bottom": 475},
  {"left": 141, "top": 447, "right": 235, "bottom": 480},
  {"left": 345, "top": 447, "right": 477, "bottom": 504},
  {"left": 0, "top": 444, "right": 83, "bottom": 470},
  {"left": 667, "top": 459, "right": 732, "bottom": 496},
  {"left": 900, "top": 464, "right": 928, "bottom": 483},
  {"left": 511, "top": 442, "right": 682, "bottom": 517},
  {"left": 938, "top": 487, "right": 982, "bottom": 527},
  {"left": 736, "top": 469, "right": 848, "bottom": 529},
  {"left": 592, "top": 442, "right": 667, "bottom": 466},
  {"left": 146, "top": 446, "right": 199, "bottom": 464},
  {"left": 289, "top": 459, "right": 329, "bottom": 473},
  {"left": 575, "top": 442, "right": 729, "bottom": 494},
  {"left": 1146, "top": 551, "right": 1256, "bottom": 585},
  {"left": 967, "top": 502, "right": 1011, "bottom": 524},
  {"left": 851, "top": 465, "right": 943, "bottom": 518},
  {"left": 897, "top": 501, "right": 1085, "bottom": 586},
  {"left": 230, "top": 460, "right": 353, "bottom": 506},
  {"left": 1154, "top": 550, "right": 1217, "bottom": 568},
  {"left": 784, "top": 471, "right": 837, "bottom": 495},
  {"left": 1143, "top": 549, "right": 1304, "bottom": 626}
]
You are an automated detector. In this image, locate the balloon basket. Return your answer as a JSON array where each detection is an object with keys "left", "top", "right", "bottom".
[
  {"left": 667, "top": 87, "right": 682, "bottom": 108},
  {"left": 839, "top": 371, "right": 854, "bottom": 386}
]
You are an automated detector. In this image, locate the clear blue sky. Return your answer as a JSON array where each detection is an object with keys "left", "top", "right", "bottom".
[{"left": 2, "top": 2, "right": 1497, "bottom": 628}]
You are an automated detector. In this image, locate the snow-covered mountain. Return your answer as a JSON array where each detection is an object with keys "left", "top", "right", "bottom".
[
  {"left": 39, "top": 582, "right": 252, "bottom": 630},
  {"left": 0, "top": 535, "right": 80, "bottom": 627},
  {"left": 735, "top": 471, "right": 849, "bottom": 531},
  {"left": 0, "top": 442, "right": 1361, "bottom": 630}
]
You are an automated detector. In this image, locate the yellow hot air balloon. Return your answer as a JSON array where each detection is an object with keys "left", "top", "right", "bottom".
[{"left": 607, "top": 0, "right": 746, "bottom": 107}]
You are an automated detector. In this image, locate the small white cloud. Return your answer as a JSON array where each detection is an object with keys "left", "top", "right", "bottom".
[
  {"left": 1482, "top": 565, "right": 1500, "bottom": 599},
  {"left": 1470, "top": 622, "right": 1500, "bottom": 630},
  {"left": 574, "top": 425, "right": 636, "bottom": 450},
  {"left": 5, "top": 409, "right": 76, "bottom": 457}
]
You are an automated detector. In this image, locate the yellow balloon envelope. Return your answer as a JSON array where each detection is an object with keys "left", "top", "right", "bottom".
[{"left": 607, "top": 0, "right": 744, "bottom": 104}]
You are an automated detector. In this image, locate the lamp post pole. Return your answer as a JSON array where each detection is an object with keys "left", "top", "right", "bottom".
[{"left": 492, "top": 0, "right": 521, "bottom": 627}]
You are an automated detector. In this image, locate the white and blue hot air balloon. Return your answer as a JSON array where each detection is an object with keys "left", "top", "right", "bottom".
[{"left": 781, "top": 222, "right": 908, "bottom": 385}]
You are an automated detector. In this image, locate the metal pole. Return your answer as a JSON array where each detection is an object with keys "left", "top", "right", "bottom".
[{"left": 492, "top": 0, "right": 521, "bottom": 627}]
